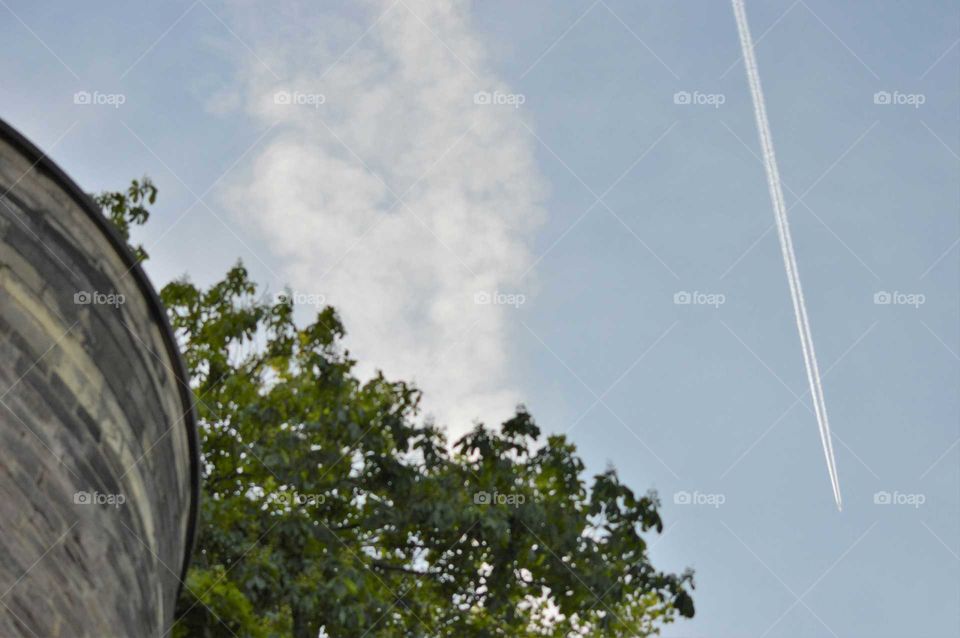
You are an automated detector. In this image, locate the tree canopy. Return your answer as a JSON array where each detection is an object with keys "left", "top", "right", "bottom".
[{"left": 100, "top": 180, "right": 694, "bottom": 637}]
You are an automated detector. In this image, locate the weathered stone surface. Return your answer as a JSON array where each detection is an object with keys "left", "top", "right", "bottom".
[{"left": 0, "top": 119, "right": 199, "bottom": 637}]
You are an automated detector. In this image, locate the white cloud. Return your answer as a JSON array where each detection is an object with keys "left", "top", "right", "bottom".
[{"left": 221, "top": 0, "right": 547, "bottom": 433}]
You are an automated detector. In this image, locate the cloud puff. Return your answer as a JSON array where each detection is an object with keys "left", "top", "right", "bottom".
[{"left": 221, "top": 0, "right": 547, "bottom": 433}]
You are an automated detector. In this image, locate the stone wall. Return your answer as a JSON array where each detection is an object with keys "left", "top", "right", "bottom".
[{"left": 0, "top": 120, "right": 199, "bottom": 637}]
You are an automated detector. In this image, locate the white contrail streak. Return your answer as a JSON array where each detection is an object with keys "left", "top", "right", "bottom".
[{"left": 731, "top": 0, "right": 842, "bottom": 510}]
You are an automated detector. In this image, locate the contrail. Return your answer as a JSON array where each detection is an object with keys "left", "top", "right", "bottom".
[{"left": 730, "top": 0, "right": 842, "bottom": 510}]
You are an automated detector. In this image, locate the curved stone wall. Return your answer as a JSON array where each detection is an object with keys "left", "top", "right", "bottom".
[{"left": 0, "top": 119, "right": 199, "bottom": 637}]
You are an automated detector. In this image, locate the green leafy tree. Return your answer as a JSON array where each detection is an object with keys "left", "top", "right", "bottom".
[
  {"left": 93, "top": 176, "right": 156, "bottom": 263},
  {"left": 98, "top": 180, "right": 694, "bottom": 637}
]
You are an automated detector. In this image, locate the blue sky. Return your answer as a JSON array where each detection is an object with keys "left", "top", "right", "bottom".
[{"left": 2, "top": 0, "right": 957, "bottom": 635}]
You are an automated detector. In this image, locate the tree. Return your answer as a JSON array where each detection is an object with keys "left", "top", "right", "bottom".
[
  {"left": 100, "top": 180, "right": 694, "bottom": 637},
  {"left": 94, "top": 176, "right": 156, "bottom": 263}
]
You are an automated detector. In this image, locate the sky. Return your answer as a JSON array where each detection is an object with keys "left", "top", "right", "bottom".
[{"left": 2, "top": 0, "right": 958, "bottom": 635}]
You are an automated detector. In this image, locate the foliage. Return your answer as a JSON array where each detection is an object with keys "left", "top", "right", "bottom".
[
  {"left": 93, "top": 176, "right": 156, "bottom": 263},
  {"left": 98, "top": 180, "right": 694, "bottom": 637}
]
